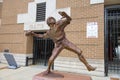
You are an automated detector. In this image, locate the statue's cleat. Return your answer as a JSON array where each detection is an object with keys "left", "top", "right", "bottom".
[
  {"left": 41, "top": 70, "right": 51, "bottom": 76},
  {"left": 87, "top": 65, "right": 96, "bottom": 71}
]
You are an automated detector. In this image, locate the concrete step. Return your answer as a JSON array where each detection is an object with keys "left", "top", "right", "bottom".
[{"left": 54, "top": 57, "right": 105, "bottom": 77}]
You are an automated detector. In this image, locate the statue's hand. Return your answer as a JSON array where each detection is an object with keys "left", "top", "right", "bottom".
[
  {"left": 25, "top": 31, "right": 33, "bottom": 36},
  {"left": 58, "top": 11, "right": 67, "bottom": 17}
]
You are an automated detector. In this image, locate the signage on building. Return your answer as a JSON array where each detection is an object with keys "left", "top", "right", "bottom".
[
  {"left": 86, "top": 22, "right": 98, "bottom": 38},
  {"left": 24, "top": 22, "right": 50, "bottom": 31}
]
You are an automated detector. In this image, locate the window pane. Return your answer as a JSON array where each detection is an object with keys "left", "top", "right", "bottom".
[{"left": 36, "top": 2, "right": 46, "bottom": 22}]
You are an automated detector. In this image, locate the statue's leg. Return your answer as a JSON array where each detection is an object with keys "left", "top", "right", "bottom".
[
  {"left": 63, "top": 39, "right": 96, "bottom": 71},
  {"left": 43, "top": 44, "right": 63, "bottom": 75}
]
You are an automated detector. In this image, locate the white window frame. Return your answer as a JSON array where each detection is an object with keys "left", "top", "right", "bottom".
[{"left": 17, "top": 0, "right": 71, "bottom": 31}]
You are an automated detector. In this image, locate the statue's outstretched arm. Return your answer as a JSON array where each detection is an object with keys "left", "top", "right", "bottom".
[
  {"left": 31, "top": 31, "right": 44, "bottom": 38},
  {"left": 26, "top": 31, "right": 48, "bottom": 38}
]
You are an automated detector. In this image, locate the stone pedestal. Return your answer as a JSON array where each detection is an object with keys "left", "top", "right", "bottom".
[{"left": 33, "top": 71, "right": 92, "bottom": 80}]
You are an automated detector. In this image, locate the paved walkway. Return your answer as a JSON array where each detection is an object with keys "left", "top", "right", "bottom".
[{"left": 0, "top": 63, "right": 110, "bottom": 80}]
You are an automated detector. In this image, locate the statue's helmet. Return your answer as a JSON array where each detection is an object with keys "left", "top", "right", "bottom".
[{"left": 47, "top": 17, "right": 56, "bottom": 26}]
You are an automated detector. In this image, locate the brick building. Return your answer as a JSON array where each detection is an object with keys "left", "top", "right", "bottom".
[{"left": 0, "top": 0, "right": 120, "bottom": 76}]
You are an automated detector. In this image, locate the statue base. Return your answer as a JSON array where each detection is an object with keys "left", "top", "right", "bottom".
[{"left": 33, "top": 71, "right": 92, "bottom": 80}]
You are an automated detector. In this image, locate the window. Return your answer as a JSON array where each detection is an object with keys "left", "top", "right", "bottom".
[{"left": 36, "top": 2, "right": 46, "bottom": 22}]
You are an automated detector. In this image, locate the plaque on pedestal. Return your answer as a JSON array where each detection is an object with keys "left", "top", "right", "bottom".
[{"left": 33, "top": 71, "right": 92, "bottom": 80}]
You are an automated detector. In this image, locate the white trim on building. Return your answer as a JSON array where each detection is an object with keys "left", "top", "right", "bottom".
[
  {"left": 17, "top": 0, "right": 71, "bottom": 31},
  {"left": 90, "top": 0, "right": 104, "bottom": 4}
]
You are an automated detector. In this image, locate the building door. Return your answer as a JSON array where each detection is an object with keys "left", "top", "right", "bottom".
[
  {"left": 32, "top": 32, "right": 54, "bottom": 66},
  {"left": 105, "top": 5, "right": 120, "bottom": 76}
]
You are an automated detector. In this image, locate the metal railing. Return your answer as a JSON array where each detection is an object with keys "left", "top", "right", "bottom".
[
  {"left": 105, "top": 5, "right": 120, "bottom": 76},
  {"left": 32, "top": 33, "right": 54, "bottom": 66}
]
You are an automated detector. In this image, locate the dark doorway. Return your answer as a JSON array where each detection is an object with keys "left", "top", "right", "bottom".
[
  {"left": 105, "top": 5, "right": 120, "bottom": 76},
  {"left": 32, "top": 32, "right": 54, "bottom": 66}
]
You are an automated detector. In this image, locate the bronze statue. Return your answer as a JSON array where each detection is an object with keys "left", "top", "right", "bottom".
[{"left": 26, "top": 11, "right": 96, "bottom": 75}]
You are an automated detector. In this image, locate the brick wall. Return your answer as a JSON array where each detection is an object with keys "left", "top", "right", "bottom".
[
  {"left": 56, "top": 0, "right": 104, "bottom": 59},
  {"left": 0, "top": 0, "right": 104, "bottom": 59},
  {"left": 0, "top": 0, "right": 33, "bottom": 53}
]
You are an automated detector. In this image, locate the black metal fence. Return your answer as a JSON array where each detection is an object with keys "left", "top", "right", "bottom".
[
  {"left": 105, "top": 5, "right": 120, "bottom": 76},
  {"left": 32, "top": 33, "right": 54, "bottom": 66}
]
